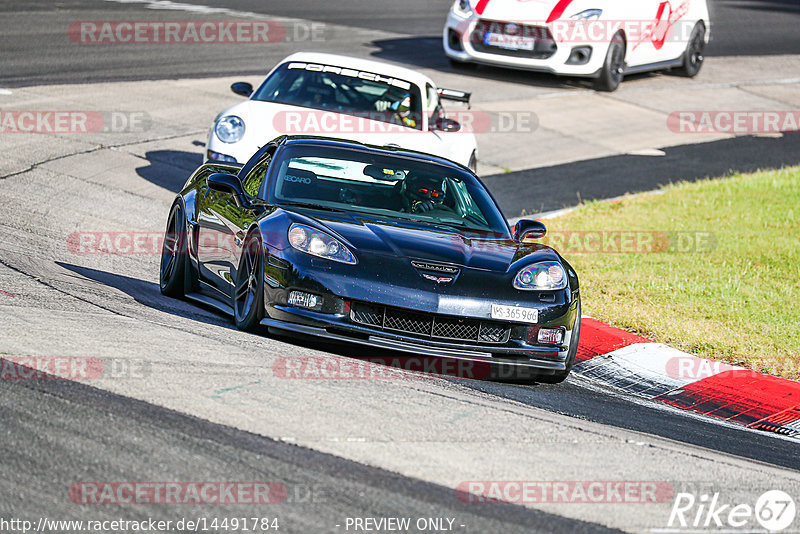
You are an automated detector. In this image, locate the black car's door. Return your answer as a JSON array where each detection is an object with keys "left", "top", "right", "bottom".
[{"left": 196, "top": 155, "right": 271, "bottom": 299}]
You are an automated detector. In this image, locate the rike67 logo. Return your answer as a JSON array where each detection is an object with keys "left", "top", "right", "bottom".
[{"left": 668, "top": 490, "right": 796, "bottom": 531}]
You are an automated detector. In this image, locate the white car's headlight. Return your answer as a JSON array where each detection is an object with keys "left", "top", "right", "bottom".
[
  {"left": 452, "top": 0, "right": 474, "bottom": 17},
  {"left": 513, "top": 261, "right": 567, "bottom": 291},
  {"left": 215, "top": 115, "right": 245, "bottom": 144},
  {"left": 571, "top": 9, "right": 603, "bottom": 21},
  {"left": 288, "top": 224, "right": 357, "bottom": 264}
]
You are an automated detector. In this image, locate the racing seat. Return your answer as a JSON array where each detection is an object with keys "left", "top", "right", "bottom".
[
  {"left": 297, "top": 81, "right": 337, "bottom": 108},
  {"left": 279, "top": 168, "right": 318, "bottom": 201}
]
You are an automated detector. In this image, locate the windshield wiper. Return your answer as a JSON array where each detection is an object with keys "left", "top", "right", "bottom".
[{"left": 281, "top": 201, "right": 345, "bottom": 213}]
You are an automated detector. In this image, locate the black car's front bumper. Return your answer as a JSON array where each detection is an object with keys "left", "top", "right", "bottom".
[
  {"left": 260, "top": 245, "right": 580, "bottom": 373},
  {"left": 261, "top": 299, "right": 578, "bottom": 372}
]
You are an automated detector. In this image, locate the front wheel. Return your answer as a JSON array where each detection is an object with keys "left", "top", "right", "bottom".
[
  {"left": 676, "top": 23, "right": 706, "bottom": 78},
  {"left": 233, "top": 234, "right": 265, "bottom": 332},
  {"left": 594, "top": 33, "right": 625, "bottom": 92},
  {"left": 159, "top": 203, "right": 187, "bottom": 297}
]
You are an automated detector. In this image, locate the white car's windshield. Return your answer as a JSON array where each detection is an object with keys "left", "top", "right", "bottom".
[
  {"left": 252, "top": 62, "right": 424, "bottom": 131},
  {"left": 269, "top": 145, "right": 509, "bottom": 235}
]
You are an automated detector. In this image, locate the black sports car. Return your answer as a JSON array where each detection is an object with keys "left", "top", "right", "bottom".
[{"left": 160, "top": 136, "right": 581, "bottom": 382}]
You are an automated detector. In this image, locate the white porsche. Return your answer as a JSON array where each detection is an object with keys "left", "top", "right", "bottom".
[
  {"left": 207, "top": 52, "right": 479, "bottom": 170},
  {"left": 443, "top": 0, "right": 710, "bottom": 91}
]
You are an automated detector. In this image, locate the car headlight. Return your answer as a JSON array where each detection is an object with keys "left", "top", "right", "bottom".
[
  {"left": 514, "top": 261, "right": 567, "bottom": 291},
  {"left": 453, "top": 0, "right": 473, "bottom": 17},
  {"left": 288, "top": 224, "right": 357, "bottom": 264},
  {"left": 215, "top": 115, "right": 245, "bottom": 144},
  {"left": 570, "top": 9, "right": 603, "bottom": 21}
]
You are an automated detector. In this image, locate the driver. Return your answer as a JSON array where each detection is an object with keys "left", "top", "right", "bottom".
[
  {"left": 375, "top": 92, "right": 417, "bottom": 128},
  {"left": 402, "top": 172, "right": 447, "bottom": 213}
]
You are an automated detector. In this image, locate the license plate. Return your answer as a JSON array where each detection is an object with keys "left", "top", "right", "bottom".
[
  {"left": 491, "top": 304, "right": 538, "bottom": 324},
  {"left": 483, "top": 32, "right": 535, "bottom": 51}
]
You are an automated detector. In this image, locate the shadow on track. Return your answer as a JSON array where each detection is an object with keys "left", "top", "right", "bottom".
[
  {"left": 135, "top": 149, "right": 203, "bottom": 193},
  {"left": 56, "top": 261, "right": 232, "bottom": 330},
  {"left": 369, "top": 36, "right": 664, "bottom": 90},
  {"left": 485, "top": 132, "right": 800, "bottom": 219},
  {"left": 53, "top": 262, "right": 503, "bottom": 381}
]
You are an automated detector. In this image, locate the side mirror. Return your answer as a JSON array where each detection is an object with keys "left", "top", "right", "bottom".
[
  {"left": 231, "top": 82, "right": 253, "bottom": 97},
  {"left": 207, "top": 172, "right": 254, "bottom": 209},
  {"left": 514, "top": 219, "right": 547, "bottom": 241},
  {"left": 432, "top": 116, "right": 461, "bottom": 132}
]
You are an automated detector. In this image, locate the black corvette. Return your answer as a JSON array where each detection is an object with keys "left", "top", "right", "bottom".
[{"left": 160, "top": 136, "right": 581, "bottom": 382}]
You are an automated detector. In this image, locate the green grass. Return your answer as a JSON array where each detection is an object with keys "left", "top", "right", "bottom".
[{"left": 542, "top": 166, "right": 800, "bottom": 379}]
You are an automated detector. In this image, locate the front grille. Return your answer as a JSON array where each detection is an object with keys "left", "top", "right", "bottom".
[
  {"left": 384, "top": 308, "right": 431, "bottom": 336},
  {"left": 350, "top": 302, "right": 511, "bottom": 344},
  {"left": 478, "top": 323, "right": 508, "bottom": 343},
  {"left": 471, "top": 20, "right": 557, "bottom": 59},
  {"left": 350, "top": 304, "right": 382, "bottom": 327}
]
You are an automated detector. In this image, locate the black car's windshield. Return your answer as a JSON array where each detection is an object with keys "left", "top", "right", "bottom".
[
  {"left": 251, "top": 62, "right": 423, "bottom": 131},
  {"left": 269, "top": 144, "right": 509, "bottom": 235}
]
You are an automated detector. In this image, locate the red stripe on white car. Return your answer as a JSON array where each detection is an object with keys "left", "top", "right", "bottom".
[
  {"left": 546, "top": 0, "right": 576, "bottom": 23},
  {"left": 475, "top": 0, "right": 491, "bottom": 15}
]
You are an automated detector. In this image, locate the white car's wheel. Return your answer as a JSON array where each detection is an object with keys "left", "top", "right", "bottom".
[
  {"left": 594, "top": 33, "right": 625, "bottom": 92},
  {"left": 677, "top": 23, "right": 706, "bottom": 78}
]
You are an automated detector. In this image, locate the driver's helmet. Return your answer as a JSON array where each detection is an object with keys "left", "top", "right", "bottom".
[
  {"left": 391, "top": 93, "right": 417, "bottom": 128},
  {"left": 405, "top": 172, "right": 446, "bottom": 205}
]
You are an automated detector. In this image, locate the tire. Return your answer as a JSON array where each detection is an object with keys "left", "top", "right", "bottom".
[
  {"left": 594, "top": 33, "right": 625, "bottom": 92},
  {"left": 233, "top": 233, "right": 265, "bottom": 332},
  {"left": 159, "top": 203, "right": 187, "bottom": 297},
  {"left": 535, "top": 300, "right": 581, "bottom": 384},
  {"left": 676, "top": 23, "right": 706, "bottom": 78},
  {"left": 468, "top": 151, "right": 477, "bottom": 174}
]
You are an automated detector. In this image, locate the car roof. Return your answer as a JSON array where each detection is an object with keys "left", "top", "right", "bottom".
[
  {"left": 272, "top": 135, "right": 470, "bottom": 173},
  {"left": 277, "top": 52, "right": 435, "bottom": 90}
]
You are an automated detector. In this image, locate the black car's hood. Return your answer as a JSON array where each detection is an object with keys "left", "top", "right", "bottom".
[{"left": 299, "top": 211, "right": 558, "bottom": 272}]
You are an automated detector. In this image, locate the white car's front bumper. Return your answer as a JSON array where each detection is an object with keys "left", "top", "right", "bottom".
[{"left": 443, "top": 11, "right": 609, "bottom": 78}]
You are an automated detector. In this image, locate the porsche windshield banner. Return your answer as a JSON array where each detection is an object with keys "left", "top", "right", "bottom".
[{"left": 286, "top": 62, "right": 412, "bottom": 91}]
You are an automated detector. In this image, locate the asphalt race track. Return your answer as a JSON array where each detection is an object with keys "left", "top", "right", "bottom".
[
  {"left": 2, "top": 0, "right": 799, "bottom": 86},
  {"left": 1, "top": 1, "right": 800, "bottom": 533}
]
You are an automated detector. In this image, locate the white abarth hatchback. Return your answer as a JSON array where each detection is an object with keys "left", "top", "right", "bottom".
[{"left": 443, "top": 0, "right": 710, "bottom": 91}]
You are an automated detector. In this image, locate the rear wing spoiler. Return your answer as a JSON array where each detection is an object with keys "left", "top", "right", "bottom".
[{"left": 437, "top": 88, "right": 471, "bottom": 108}]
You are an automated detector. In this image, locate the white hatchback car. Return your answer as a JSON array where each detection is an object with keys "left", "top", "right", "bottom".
[
  {"left": 444, "top": 0, "right": 710, "bottom": 91},
  {"left": 207, "top": 52, "right": 479, "bottom": 170}
]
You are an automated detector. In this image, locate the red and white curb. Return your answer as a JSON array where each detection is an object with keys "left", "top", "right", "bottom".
[{"left": 573, "top": 317, "right": 800, "bottom": 439}]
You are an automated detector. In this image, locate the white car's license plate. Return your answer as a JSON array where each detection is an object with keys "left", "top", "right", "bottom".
[
  {"left": 491, "top": 304, "right": 538, "bottom": 324},
  {"left": 484, "top": 33, "right": 535, "bottom": 51}
]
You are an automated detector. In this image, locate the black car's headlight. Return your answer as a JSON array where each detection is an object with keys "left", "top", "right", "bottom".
[
  {"left": 215, "top": 115, "right": 245, "bottom": 143},
  {"left": 453, "top": 0, "right": 473, "bottom": 17},
  {"left": 288, "top": 224, "right": 357, "bottom": 264},
  {"left": 513, "top": 261, "right": 567, "bottom": 291}
]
